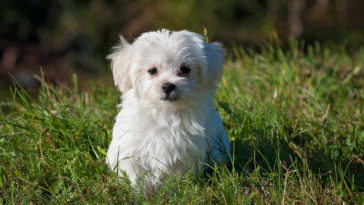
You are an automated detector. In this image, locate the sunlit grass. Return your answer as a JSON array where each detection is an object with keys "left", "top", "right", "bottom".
[{"left": 0, "top": 43, "right": 363, "bottom": 203}]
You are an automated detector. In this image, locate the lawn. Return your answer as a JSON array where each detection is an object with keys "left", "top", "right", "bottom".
[{"left": 0, "top": 42, "right": 363, "bottom": 204}]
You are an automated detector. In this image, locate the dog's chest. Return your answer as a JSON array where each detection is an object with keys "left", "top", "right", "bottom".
[
  {"left": 117, "top": 110, "right": 209, "bottom": 161},
  {"left": 139, "top": 124, "right": 208, "bottom": 170}
]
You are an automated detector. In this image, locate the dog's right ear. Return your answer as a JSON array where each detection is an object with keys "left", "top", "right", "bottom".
[{"left": 107, "top": 36, "right": 134, "bottom": 93}]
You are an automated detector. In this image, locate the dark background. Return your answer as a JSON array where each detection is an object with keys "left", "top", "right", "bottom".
[{"left": 0, "top": 0, "right": 363, "bottom": 93}]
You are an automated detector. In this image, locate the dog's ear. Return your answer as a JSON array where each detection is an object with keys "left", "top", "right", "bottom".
[
  {"left": 107, "top": 36, "right": 134, "bottom": 93},
  {"left": 203, "top": 42, "right": 224, "bottom": 89}
]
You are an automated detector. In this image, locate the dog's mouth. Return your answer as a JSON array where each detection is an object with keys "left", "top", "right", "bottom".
[{"left": 161, "top": 94, "right": 179, "bottom": 102}]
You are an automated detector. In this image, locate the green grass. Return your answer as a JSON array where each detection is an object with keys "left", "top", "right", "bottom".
[{"left": 1, "top": 43, "right": 363, "bottom": 204}]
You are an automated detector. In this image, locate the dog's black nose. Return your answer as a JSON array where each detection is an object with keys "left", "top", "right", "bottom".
[{"left": 162, "top": 83, "right": 176, "bottom": 94}]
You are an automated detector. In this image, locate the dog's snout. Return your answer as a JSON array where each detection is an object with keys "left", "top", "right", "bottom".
[{"left": 162, "top": 83, "right": 176, "bottom": 94}]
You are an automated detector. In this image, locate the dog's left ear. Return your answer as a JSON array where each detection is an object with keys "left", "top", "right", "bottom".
[
  {"left": 107, "top": 36, "right": 134, "bottom": 93},
  {"left": 203, "top": 42, "right": 224, "bottom": 89}
]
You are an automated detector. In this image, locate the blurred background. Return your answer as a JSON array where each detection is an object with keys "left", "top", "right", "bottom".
[{"left": 0, "top": 0, "right": 363, "bottom": 93}]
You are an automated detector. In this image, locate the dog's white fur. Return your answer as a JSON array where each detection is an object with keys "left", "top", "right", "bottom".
[{"left": 106, "top": 29, "right": 230, "bottom": 191}]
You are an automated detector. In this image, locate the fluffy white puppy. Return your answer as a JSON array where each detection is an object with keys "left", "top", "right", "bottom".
[{"left": 106, "top": 29, "right": 230, "bottom": 191}]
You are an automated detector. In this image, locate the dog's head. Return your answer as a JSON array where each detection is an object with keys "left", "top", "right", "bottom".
[{"left": 108, "top": 29, "right": 224, "bottom": 107}]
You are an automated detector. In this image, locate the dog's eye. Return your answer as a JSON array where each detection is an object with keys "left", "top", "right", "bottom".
[
  {"left": 148, "top": 67, "right": 157, "bottom": 75},
  {"left": 178, "top": 66, "right": 191, "bottom": 76}
]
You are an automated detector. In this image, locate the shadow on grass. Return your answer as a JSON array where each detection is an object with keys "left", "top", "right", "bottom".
[{"left": 210, "top": 99, "right": 364, "bottom": 200}]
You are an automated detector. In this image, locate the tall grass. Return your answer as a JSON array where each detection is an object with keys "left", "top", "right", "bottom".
[{"left": 0, "top": 43, "right": 363, "bottom": 204}]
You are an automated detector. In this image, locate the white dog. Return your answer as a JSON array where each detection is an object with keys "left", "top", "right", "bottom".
[{"left": 106, "top": 29, "right": 230, "bottom": 191}]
